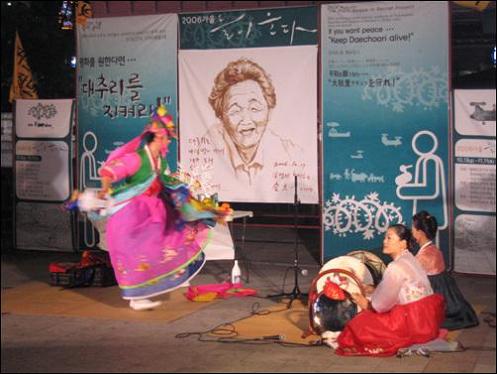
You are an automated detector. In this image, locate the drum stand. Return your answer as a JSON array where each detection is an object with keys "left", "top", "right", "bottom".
[{"left": 268, "top": 176, "right": 308, "bottom": 309}]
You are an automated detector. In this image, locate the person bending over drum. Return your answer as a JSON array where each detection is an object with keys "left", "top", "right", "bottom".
[{"left": 336, "top": 224, "right": 445, "bottom": 356}]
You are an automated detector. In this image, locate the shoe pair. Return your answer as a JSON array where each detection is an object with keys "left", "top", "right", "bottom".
[{"left": 129, "top": 299, "right": 162, "bottom": 311}]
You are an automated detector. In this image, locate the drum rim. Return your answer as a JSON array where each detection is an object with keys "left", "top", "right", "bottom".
[
  {"left": 307, "top": 268, "right": 365, "bottom": 336},
  {"left": 346, "top": 250, "right": 387, "bottom": 271},
  {"left": 317, "top": 256, "right": 373, "bottom": 294}
]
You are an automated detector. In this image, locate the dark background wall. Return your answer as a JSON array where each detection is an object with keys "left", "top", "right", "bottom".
[{"left": 87, "top": 1, "right": 496, "bottom": 88}]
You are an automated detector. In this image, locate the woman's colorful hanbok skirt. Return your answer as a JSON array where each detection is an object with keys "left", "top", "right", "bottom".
[
  {"left": 336, "top": 294, "right": 445, "bottom": 357},
  {"left": 106, "top": 193, "right": 211, "bottom": 300}
]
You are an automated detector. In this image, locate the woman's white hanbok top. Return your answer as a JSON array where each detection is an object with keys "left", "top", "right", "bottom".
[{"left": 371, "top": 250, "right": 433, "bottom": 313}]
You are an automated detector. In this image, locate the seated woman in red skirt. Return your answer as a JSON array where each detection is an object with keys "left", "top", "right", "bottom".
[{"left": 336, "top": 224, "right": 445, "bottom": 356}]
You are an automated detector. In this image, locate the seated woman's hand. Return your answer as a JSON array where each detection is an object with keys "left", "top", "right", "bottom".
[
  {"left": 363, "top": 284, "right": 375, "bottom": 296},
  {"left": 351, "top": 292, "right": 370, "bottom": 311}
]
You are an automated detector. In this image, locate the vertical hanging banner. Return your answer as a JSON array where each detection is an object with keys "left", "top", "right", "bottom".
[
  {"left": 322, "top": 2, "right": 450, "bottom": 261},
  {"left": 14, "top": 99, "right": 74, "bottom": 251},
  {"left": 77, "top": 15, "right": 177, "bottom": 248},
  {"left": 9, "top": 32, "right": 38, "bottom": 103},
  {"left": 453, "top": 89, "right": 495, "bottom": 275},
  {"left": 77, "top": 14, "right": 178, "bottom": 188},
  {"left": 179, "top": 7, "right": 318, "bottom": 203}
]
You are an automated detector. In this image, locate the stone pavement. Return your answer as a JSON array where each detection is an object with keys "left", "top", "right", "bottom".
[{"left": 1, "top": 227, "right": 495, "bottom": 373}]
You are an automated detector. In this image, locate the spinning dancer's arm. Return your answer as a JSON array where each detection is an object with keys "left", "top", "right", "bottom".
[{"left": 97, "top": 152, "right": 142, "bottom": 198}]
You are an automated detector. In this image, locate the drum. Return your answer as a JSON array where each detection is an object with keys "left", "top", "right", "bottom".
[
  {"left": 306, "top": 252, "right": 386, "bottom": 336},
  {"left": 316, "top": 256, "right": 373, "bottom": 295},
  {"left": 346, "top": 250, "right": 386, "bottom": 286}
]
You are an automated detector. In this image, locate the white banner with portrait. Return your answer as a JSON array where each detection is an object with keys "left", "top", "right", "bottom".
[{"left": 179, "top": 46, "right": 318, "bottom": 203}]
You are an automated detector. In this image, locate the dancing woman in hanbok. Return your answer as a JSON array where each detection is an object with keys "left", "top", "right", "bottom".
[
  {"left": 412, "top": 211, "right": 478, "bottom": 330},
  {"left": 336, "top": 224, "right": 445, "bottom": 356},
  {"left": 93, "top": 106, "right": 231, "bottom": 311}
]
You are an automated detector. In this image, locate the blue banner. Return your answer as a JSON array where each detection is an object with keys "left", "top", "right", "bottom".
[
  {"left": 76, "top": 14, "right": 178, "bottom": 248},
  {"left": 321, "top": 2, "right": 450, "bottom": 262},
  {"left": 77, "top": 14, "right": 178, "bottom": 188}
]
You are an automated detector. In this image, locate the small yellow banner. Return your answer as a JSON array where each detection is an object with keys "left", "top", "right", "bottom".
[
  {"left": 453, "top": 1, "right": 491, "bottom": 12},
  {"left": 9, "top": 32, "right": 38, "bottom": 103}
]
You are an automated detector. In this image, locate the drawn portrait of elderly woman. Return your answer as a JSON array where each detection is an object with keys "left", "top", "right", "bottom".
[{"left": 204, "top": 58, "right": 306, "bottom": 201}]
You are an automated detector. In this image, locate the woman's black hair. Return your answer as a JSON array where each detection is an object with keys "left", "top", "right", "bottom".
[
  {"left": 388, "top": 224, "right": 414, "bottom": 250},
  {"left": 143, "top": 132, "right": 156, "bottom": 144},
  {"left": 412, "top": 211, "right": 438, "bottom": 240}
]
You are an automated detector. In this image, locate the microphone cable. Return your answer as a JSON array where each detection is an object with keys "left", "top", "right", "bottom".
[{"left": 175, "top": 302, "right": 323, "bottom": 348}]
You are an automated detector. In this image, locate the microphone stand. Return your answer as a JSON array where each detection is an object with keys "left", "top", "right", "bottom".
[{"left": 268, "top": 175, "right": 308, "bottom": 308}]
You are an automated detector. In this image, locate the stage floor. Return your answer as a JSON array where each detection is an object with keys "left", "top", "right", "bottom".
[{"left": 2, "top": 227, "right": 495, "bottom": 373}]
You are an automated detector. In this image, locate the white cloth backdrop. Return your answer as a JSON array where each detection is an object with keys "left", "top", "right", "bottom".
[{"left": 179, "top": 46, "right": 318, "bottom": 203}]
